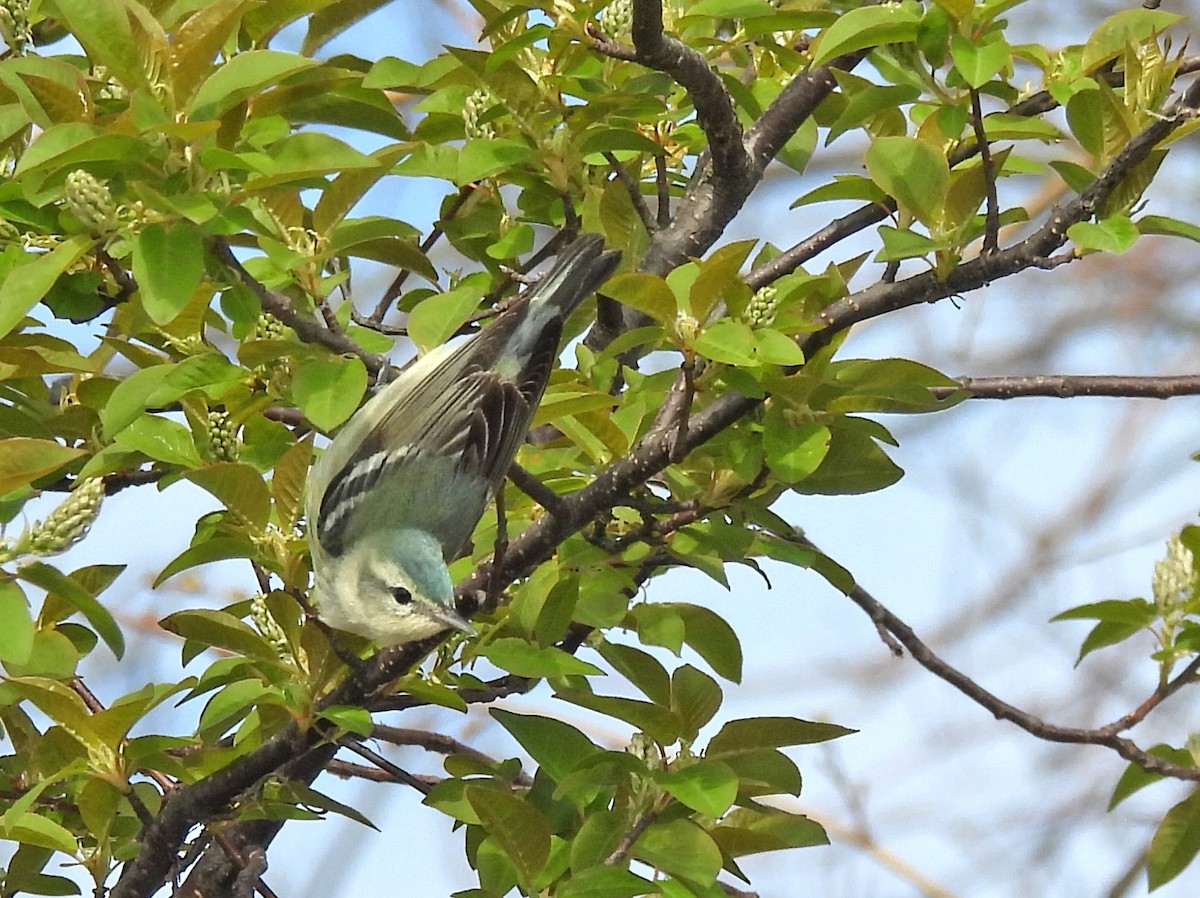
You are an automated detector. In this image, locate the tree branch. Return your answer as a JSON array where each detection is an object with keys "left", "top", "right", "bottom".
[
  {"left": 209, "top": 240, "right": 387, "bottom": 376},
  {"left": 937, "top": 373, "right": 1200, "bottom": 400},
  {"left": 795, "top": 534, "right": 1200, "bottom": 781}
]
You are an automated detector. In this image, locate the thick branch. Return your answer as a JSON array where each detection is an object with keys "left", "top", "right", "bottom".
[{"left": 593, "top": 0, "right": 748, "bottom": 182}]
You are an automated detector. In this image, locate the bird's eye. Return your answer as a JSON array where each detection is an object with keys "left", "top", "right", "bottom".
[{"left": 390, "top": 586, "right": 413, "bottom": 605}]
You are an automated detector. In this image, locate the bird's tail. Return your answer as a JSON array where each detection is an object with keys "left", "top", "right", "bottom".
[{"left": 525, "top": 233, "right": 622, "bottom": 323}]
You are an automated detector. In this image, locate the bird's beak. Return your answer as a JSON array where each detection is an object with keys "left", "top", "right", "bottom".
[{"left": 429, "top": 603, "right": 476, "bottom": 637}]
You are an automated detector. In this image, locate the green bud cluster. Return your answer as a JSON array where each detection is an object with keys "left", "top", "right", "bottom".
[
  {"left": 249, "top": 593, "right": 289, "bottom": 656},
  {"left": 207, "top": 410, "right": 241, "bottom": 463},
  {"left": 24, "top": 478, "right": 105, "bottom": 558},
  {"left": 462, "top": 88, "right": 496, "bottom": 140},
  {"left": 0, "top": 0, "right": 29, "bottom": 51},
  {"left": 598, "top": 0, "right": 632, "bottom": 39},
  {"left": 1152, "top": 534, "right": 1195, "bottom": 629},
  {"left": 250, "top": 312, "right": 290, "bottom": 341},
  {"left": 64, "top": 170, "right": 119, "bottom": 235},
  {"left": 744, "top": 284, "right": 779, "bottom": 328}
]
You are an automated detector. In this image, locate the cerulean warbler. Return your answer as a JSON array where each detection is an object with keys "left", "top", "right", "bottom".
[{"left": 305, "top": 234, "right": 622, "bottom": 645}]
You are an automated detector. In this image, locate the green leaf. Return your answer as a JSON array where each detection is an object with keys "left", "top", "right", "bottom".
[
  {"left": 492, "top": 709, "right": 601, "bottom": 782},
  {"left": 1067, "top": 216, "right": 1139, "bottom": 254},
  {"left": 466, "top": 786, "right": 551, "bottom": 891},
  {"left": 4, "top": 675, "right": 104, "bottom": 756},
  {"left": 153, "top": 536, "right": 258, "bottom": 587},
  {"left": 1148, "top": 787, "right": 1200, "bottom": 889},
  {"left": 949, "top": 32, "right": 1011, "bottom": 88},
  {"left": 597, "top": 642, "right": 671, "bottom": 706},
  {"left": 191, "top": 50, "right": 319, "bottom": 117},
  {"left": 866, "top": 136, "right": 949, "bottom": 227},
  {"left": 317, "top": 705, "right": 374, "bottom": 737},
  {"left": 51, "top": 0, "right": 148, "bottom": 91},
  {"left": 457, "top": 138, "right": 535, "bottom": 185},
  {"left": 407, "top": 286, "right": 483, "bottom": 354},
  {"left": 558, "top": 692, "right": 680, "bottom": 745},
  {"left": 811, "top": 5, "right": 922, "bottom": 68},
  {"left": 825, "top": 357, "right": 963, "bottom": 414},
  {"left": 0, "top": 236, "right": 94, "bottom": 340},
  {"left": 198, "top": 678, "right": 279, "bottom": 736},
  {"left": 17, "top": 562, "right": 124, "bottom": 660},
  {"left": 0, "top": 438, "right": 86, "bottom": 493},
  {"left": 656, "top": 760, "right": 738, "bottom": 817},
  {"left": 718, "top": 747, "right": 801, "bottom": 797},
  {"left": 1138, "top": 214, "right": 1200, "bottom": 244},
  {"left": 708, "top": 717, "right": 856, "bottom": 758},
  {"left": 0, "top": 811, "right": 79, "bottom": 855},
  {"left": 793, "top": 422, "right": 903, "bottom": 495},
  {"left": 480, "top": 639, "right": 604, "bottom": 678},
  {"left": 601, "top": 273, "right": 677, "bottom": 327},
  {"left": 791, "top": 175, "right": 888, "bottom": 209},
  {"left": 113, "top": 415, "right": 202, "bottom": 468},
  {"left": 1050, "top": 598, "right": 1156, "bottom": 626},
  {"left": 671, "top": 664, "right": 723, "bottom": 739},
  {"left": 1110, "top": 745, "right": 1195, "bottom": 809},
  {"left": 0, "top": 581, "right": 34, "bottom": 664},
  {"left": 693, "top": 319, "right": 757, "bottom": 366},
  {"left": 712, "top": 807, "right": 829, "bottom": 857},
  {"left": 1072, "top": 620, "right": 1146, "bottom": 664},
  {"left": 877, "top": 226, "right": 941, "bottom": 261},
  {"left": 248, "top": 132, "right": 380, "bottom": 190},
  {"left": 132, "top": 222, "right": 206, "bottom": 325},
  {"left": 763, "top": 413, "right": 830, "bottom": 485},
  {"left": 689, "top": 0, "right": 776, "bottom": 18},
  {"left": 159, "top": 608, "right": 281, "bottom": 662},
  {"left": 170, "top": 0, "right": 255, "bottom": 104},
  {"left": 826, "top": 83, "right": 921, "bottom": 145},
  {"left": 670, "top": 604, "right": 744, "bottom": 683},
  {"left": 633, "top": 819, "right": 722, "bottom": 885},
  {"left": 271, "top": 437, "right": 311, "bottom": 534},
  {"left": 689, "top": 240, "right": 756, "bottom": 321},
  {"left": 184, "top": 463, "right": 272, "bottom": 530},
  {"left": 559, "top": 866, "right": 659, "bottom": 898},
  {"left": 293, "top": 356, "right": 368, "bottom": 432},
  {"left": 1081, "top": 8, "right": 1182, "bottom": 74}
]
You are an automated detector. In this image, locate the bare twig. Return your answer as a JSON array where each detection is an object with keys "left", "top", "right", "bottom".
[
  {"left": 604, "top": 151, "right": 656, "bottom": 233},
  {"left": 370, "top": 184, "right": 474, "bottom": 324},
  {"left": 969, "top": 88, "right": 1001, "bottom": 255},
  {"left": 937, "top": 373, "right": 1200, "bottom": 400},
  {"left": 793, "top": 533, "right": 1200, "bottom": 781}
]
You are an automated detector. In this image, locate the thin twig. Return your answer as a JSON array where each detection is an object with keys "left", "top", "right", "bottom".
[
  {"left": 371, "top": 183, "right": 474, "bottom": 324},
  {"left": 936, "top": 373, "right": 1200, "bottom": 400},
  {"left": 604, "top": 151, "right": 656, "bottom": 233},
  {"left": 969, "top": 88, "right": 1001, "bottom": 255}
]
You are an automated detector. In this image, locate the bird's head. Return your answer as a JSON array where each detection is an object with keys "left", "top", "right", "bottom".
[{"left": 313, "top": 527, "right": 475, "bottom": 645}]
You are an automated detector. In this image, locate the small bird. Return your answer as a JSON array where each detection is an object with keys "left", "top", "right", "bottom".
[{"left": 305, "top": 234, "right": 621, "bottom": 645}]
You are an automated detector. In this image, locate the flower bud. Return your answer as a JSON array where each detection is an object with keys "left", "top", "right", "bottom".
[
  {"left": 250, "top": 312, "right": 290, "bottom": 341},
  {"left": 26, "top": 478, "right": 105, "bottom": 558},
  {"left": 463, "top": 88, "right": 497, "bottom": 140},
  {"left": 598, "top": 0, "right": 632, "bottom": 39},
  {"left": 64, "top": 170, "right": 119, "bottom": 235},
  {"left": 744, "top": 284, "right": 779, "bottom": 328},
  {"left": 207, "top": 410, "right": 241, "bottom": 463},
  {"left": 0, "top": 0, "right": 29, "bottom": 51},
  {"left": 250, "top": 593, "right": 289, "bottom": 656},
  {"left": 1152, "top": 534, "right": 1195, "bottom": 627}
]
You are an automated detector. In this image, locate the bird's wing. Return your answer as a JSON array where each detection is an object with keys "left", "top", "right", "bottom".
[{"left": 314, "top": 312, "right": 556, "bottom": 557}]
